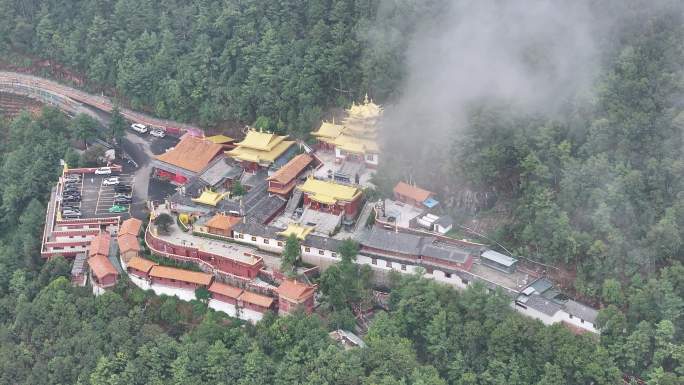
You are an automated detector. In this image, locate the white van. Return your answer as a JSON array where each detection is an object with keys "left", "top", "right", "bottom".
[{"left": 130, "top": 123, "right": 148, "bottom": 134}]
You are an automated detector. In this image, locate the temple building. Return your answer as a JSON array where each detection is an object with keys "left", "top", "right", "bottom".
[
  {"left": 152, "top": 134, "right": 225, "bottom": 184},
  {"left": 312, "top": 95, "right": 382, "bottom": 168},
  {"left": 227, "top": 129, "right": 296, "bottom": 173},
  {"left": 393, "top": 181, "right": 439, "bottom": 209},
  {"left": 276, "top": 279, "right": 316, "bottom": 315},
  {"left": 298, "top": 177, "right": 363, "bottom": 222},
  {"left": 267, "top": 153, "right": 314, "bottom": 197}
]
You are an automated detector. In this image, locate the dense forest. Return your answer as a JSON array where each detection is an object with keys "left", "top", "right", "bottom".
[
  {"left": 0, "top": 0, "right": 410, "bottom": 133},
  {"left": 0, "top": 0, "right": 683, "bottom": 383}
]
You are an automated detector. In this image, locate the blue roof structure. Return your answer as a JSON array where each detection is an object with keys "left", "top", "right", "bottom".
[{"left": 423, "top": 197, "right": 439, "bottom": 208}]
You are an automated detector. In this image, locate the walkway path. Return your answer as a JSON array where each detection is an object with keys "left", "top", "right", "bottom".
[{"left": 0, "top": 71, "right": 202, "bottom": 135}]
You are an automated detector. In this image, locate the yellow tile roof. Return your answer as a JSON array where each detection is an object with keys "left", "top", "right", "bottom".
[
  {"left": 277, "top": 223, "right": 314, "bottom": 240},
  {"left": 346, "top": 95, "right": 382, "bottom": 120},
  {"left": 298, "top": 177, "right": 361, "bottom": 204},
  {"left": 227, "top": 140, "right": 294, "bottom": 164},
  {"left": 191, "top": 190, "right": 229, "bottom": 206},
  {"left": 333, "top": 134, "right": 379, "bottom": 154},
  {"left": 234, "top": 129, "right": 288, "bottom": 151},
  {"left": 312, "top": 122, "right": 343, "bottom": 139},
  {"left": 205, "top": 134, "right": 234, "bottom": 144}
]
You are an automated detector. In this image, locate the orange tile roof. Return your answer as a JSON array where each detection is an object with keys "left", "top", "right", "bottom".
[
  {"left": 155, "top": 134, "right": 224, "bottom": 173},
  {"left": 117, "top": 233, "right": 140, "bottom": 254},
  {"left": 393, "top": 181, "right": 433, "bottom": 203},
  {"left": 126, "top": 256, "right": 157, "bottom": 273},
  {"left": 88, "top": 254, "right": 118, "bottom": 280},
  {"left": 88, "top": 232, "right": 111, "bottom": 258},
  {"left": 119, "top": 218, "right": 143, "bottom": 236},
  {"left": 205, "top": 214, "right": 241, "bottom": 231},
  {"left": 239, "top": 291, "right": 274, "bottom": 308},
  {"left": 149, "top": 265, "right": 213, "bottom": 286},
  {"left": 276, "top": 280, "right": 315, "bottom": 302},
  {"left": 208, "top": 281, "right": 243, "bottom": 299},
  {"left": 267, "top": 153, "right": 313, "bottom": 184}
]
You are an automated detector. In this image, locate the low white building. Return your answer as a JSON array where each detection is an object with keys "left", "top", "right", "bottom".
[{"left": 514, "top": 278, "right": 598, "bottom": 333}]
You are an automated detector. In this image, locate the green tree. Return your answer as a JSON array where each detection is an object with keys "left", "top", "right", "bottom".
[
  {"left": 280, "top": 234, "right": 301, "bottom": 277},
  {"left": 231, "top": 181, "right": 246, "bottom": 197},
  {"left": 69, "top": 113, "right": 99, "bottom": 148},
  {"left": 154, "top": 213, "right": 174, "bottom": 234},
  {"left": 109, "top": 105, "right": 127, "bottom": 141}
]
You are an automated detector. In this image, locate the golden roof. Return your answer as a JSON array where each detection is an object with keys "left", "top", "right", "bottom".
[
  {"left": 333, "top": 134, "right": 379, "bottom": 154},
  {"left": 234, "top": 129, "right": 288, "bottom": 151},
  {"left": 346, "top": 94, "right": 382, "bottom": 120},
  {"left": 298, "top": 177, "right": 361, "bottom": 204},
  {"left": 191, "top": 190, "right": 229, "bottom": 206},
  {"left": 312, "top": 121, "right": 344, "bottom": 139},
  {"left": 205, "top": 134, "right": 234, "bottom": 144},
  {"left": 227, "top": 140, "right": 295, "bottom": 164},
  {"left": 277, "top": 223, "right": 314, "bottom": 240}
]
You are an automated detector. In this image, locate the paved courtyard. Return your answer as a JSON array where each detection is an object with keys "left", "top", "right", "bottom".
[{"left": 312, "top": 151, "right": 375, "bottom": 188}]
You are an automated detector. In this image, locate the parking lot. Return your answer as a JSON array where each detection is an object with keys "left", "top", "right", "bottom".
[{"left": 59, "top": 171, "right": 135, "bottom": 219}]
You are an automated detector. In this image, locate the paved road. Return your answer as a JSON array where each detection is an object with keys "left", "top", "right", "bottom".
[{"left": 0, "top": 71, "right": 202, "bottom": 135}]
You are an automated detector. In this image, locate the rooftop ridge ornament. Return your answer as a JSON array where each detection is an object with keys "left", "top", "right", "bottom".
[{"left": 364, "top": 93, "right": 369, "bottom": 104}]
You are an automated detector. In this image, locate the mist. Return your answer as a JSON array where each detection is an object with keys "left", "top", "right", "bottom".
[{"left": 375, "top": 0, "right": 611, "bottom": 187}]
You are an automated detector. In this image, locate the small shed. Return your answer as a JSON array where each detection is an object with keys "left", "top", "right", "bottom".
[{"left": 481, "top": 250, "right": 518, "bottom": 273}]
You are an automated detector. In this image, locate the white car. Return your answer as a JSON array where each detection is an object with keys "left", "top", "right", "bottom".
[
  {"left": 149, "top": 129, "right": 166, "bottom": 138},
  {"left": 103, "top": 177, "right": 119, "bottom": 186},
  {"left": 94, "top": 167, "right": 112, "bottom": 175},
  {"left": 130, "top": 123, "right": 148, "bottom": 134}
]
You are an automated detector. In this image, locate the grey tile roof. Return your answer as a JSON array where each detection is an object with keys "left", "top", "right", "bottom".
[
  {"left": 303, "top": 234, "right": 343, "bottom": 252},
  {"left": 359, "top": 227, "right": 424, "bottom": 255},
  {"left": 184, "top": 178, "right": 210, "bottom": 197},
  {"left": 522, "top": 293, "right": 563, "bottom": 316},
  {"left": 421, "top": 242, "right": 470, "bottom": 264},
  {"left": 481, "top": 249, "right": 518, "bottom": 267},
  {"left": 245, "top": 195, "right": 286, "bottom": 224},
  {"left": 563, "top": 300, "right": 598, "bottom": 323},
  {"left": 199, "top": 157, "right": 242, "bottom": 186},
  {"left": 528, "top": 277, "right": 554, "bottom": 295},
  {"left": 232, "top": 222, "right": 281, "bottom": 238},
  {"left": 71, "top": 253, "right": 87, "bottom": 275}
]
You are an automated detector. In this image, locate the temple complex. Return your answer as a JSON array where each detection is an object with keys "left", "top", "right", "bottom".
[{"left": 312, "top": 95, "right": 382, "bottom": 168}]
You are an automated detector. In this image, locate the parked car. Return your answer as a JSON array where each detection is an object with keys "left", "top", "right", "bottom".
[
  {"left": 62, "top": 204, "right": 80, "bottom": 210},
  {"left": 62, "top": 208, "right": 81, "bottom": 215},
  {"left": 63, "top": 196, "right": 81, "bottom": 203},
  {"left": 94, "top": 167, "right": 112, "bottom": 175},
  {"left": 114, "top": 184, "right": 132, "bottom": 193},
  {"left": 113, "top": 193, "right": 132, "bottom": 199},
  {"left": 108, "top": 204, "right": 127, "bottom": 213},
  {"left": 130, "top": 123, "right": 148, "bottom": 134},
  {"left": 114, "top": 197, "right": 132, "bottom": 205},
  {"left": 103, "top": 177, "right": 120, "bottom": 186},
  {"left": 64, "top": 175, "right": 80, "bottom": 183},
  {"left": 62, "top": 212, "right": 82, "bottom": 219},
  {"left": 149, "top": 129, "right": 166, "bottom": 138}
]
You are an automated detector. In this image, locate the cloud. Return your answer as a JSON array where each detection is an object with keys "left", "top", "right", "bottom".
[{"left": 373, "top": 0, "right": 615, "bottom": 186}]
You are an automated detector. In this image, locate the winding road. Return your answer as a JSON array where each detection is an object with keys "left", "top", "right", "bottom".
[
  {"left": 0, "top": 71, "right": 202, "bottom": 136},
  {"left": 0, "top": 70, "right": 185, "bottom": 218}
]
